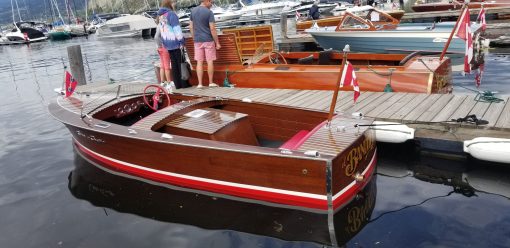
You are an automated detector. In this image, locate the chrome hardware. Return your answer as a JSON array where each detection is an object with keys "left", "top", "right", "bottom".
[
  {"left": 280, "top": 149, "right": 292, "bottom": 155},
  {"left": 128, "top": 129, "right": 137, "bottom": 135},
  {"left": 94, "top": 123, "right": 111, "bottom": 129},
  {"left": 336, "top": 126, "right": 346, "bottom": 132},
  {"left": 241, "top": 97, "right": 252, "bottom": 103},
  {"left": 304, "top": 150, "right": 320, "bottom": 157},
  {"left": 161, "top": 133, "right": 173, "bottom": 140},
  {"left": 302, "top": 169, "right": 308, "bottom": 175},
  {"left": 354, "top": 172, "right": 365, "bottom": 182}
]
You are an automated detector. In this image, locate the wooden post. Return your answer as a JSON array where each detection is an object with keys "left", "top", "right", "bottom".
[
  {"left": 280, "top": 12, "right": 288, "bottom": 38},
  {"left": 67, "top": 45, "right": 87, "bottom": 85},
  {"left": 327, "top": 48, "right": 349, "bottom": 125},
  {"left": 440, "top": 5, "right": 467, "bottom": 61}
]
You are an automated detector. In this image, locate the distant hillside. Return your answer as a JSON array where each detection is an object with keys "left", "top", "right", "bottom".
[
  {"left": 0, "top": 0, "right": 241, "bottom": 25},
  {"left": 0, "top": 0, "right": 85, "bottom": 25}
]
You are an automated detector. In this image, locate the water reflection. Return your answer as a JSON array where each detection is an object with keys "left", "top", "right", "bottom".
[{"left": 68, "top": 148, "right": 377, "bottom": 247}]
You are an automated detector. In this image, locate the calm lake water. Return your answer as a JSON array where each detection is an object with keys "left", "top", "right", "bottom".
[{"left": 1, "top": 35, "right": 510, "bottom": 248}]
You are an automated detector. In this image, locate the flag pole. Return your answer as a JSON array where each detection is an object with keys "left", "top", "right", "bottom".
[
  {"left": 439, "top": 3, "right": 468, "bottom": 61},
  {"left": 327, "top": 45, "right": 350, "bottom": 126}
]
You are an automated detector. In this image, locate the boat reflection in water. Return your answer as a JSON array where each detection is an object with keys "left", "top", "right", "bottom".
[{"left": 68, "top": 149, "right": 377, "bottom": 247}]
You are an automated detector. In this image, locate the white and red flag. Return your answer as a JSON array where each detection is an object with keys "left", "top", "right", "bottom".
[
  {"left": 477, "top": 6, "right": 486, "bottom": 31},
  {"left": 295, "top": 11, "right": 301, "bottom": 21},
  {"left": 455, "top": 7, "right": 473, "bottom": 74},
  {"left": 340, "top": 61, "right": 360, "bottom": 103},
  {"left": 65, "top": 71, "right": 78, "bottom": 97},
  {"left": 475, "top": 63, "right": 484, "bottom": 88}
]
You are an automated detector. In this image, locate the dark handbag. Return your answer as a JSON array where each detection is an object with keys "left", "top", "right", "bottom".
[{"left": 180, "top": 48, "right": 191, "bottom": 81}]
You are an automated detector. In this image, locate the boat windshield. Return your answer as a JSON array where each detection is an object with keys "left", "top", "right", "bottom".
[{"left": 340, "top": 16, "right": 370, "bottom": 29}]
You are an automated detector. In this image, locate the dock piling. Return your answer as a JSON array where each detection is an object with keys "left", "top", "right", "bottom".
[{"left": 67, "top": 45, "right": 87, "bottom": 85}]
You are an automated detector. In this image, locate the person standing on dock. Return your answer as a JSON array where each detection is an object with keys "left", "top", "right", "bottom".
[
  {"left": 309, "top": 1, "right": 320, "bottom": 20},
  {"left": 155, "top": 16, "right": 172, "bottom": 85},
  {"left": 190, "top": 0, "right": 221, "bottom": 88},
  {"left": 158, "top": 0, "right": 190, "bottom": 89}
]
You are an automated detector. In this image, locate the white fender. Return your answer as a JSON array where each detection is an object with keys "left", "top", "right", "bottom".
[
  {"left": 371, "top": 121, "right": 415, "bottom": 143},
  {"left": 464, "top": 137, "right": 510, "bottom": 164}
]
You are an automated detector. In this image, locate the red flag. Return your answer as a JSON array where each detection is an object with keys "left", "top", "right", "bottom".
[
  {"left": 340, "top": 62, "right": 360, "bottom": 103},
  {"left": 477, "top": 6, "right": 486, "bottom": 31},
  {"left": 475, "top": 63, "right": 484, "bottom": 88},
  {"left": 455, "top": 8, "right": 473, "bottom": 74},
  {"left": 65, "top": 71, "right": 78, "bottom": 97}
]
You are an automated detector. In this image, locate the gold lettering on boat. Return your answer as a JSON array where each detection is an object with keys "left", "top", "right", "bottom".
[{"left": 343, "top": 134, "right": 375, "bottom": 177}]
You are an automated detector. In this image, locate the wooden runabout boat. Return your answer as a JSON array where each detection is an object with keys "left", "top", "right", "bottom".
[
  {"left": 49, "top": 82, "right": 376, "bottom": 212},
  {"left": 306, "top": 6, "right": 482, "bottom": 55},
  {"left": 69, "top": 152, "right": 377, "bottom": 246},
  {"left": 412, "top": 0, "right": 510, "bottom": 12},
  {"left": 296, "top": 6, "right": 405, "bottom": 31},
  {"left": 184, "top": 34, "right": 453, "bottom": 94}
]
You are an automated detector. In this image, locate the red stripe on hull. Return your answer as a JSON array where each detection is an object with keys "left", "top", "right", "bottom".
[{"left": 74, "top": 139, "right": 376, "bottom": 211}]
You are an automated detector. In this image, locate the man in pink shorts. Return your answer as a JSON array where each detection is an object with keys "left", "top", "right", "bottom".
[{"left": 190, "top": 0, "right": 221, "bottom": 88}]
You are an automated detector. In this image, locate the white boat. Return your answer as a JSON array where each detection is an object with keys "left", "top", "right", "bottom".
[
  {"left": 238, "top": 0, "right": 300, "bottom": 17},
  {"left": 211, "top": 6, "right": 242, "bottom": 22},
  {"left": 4, "top": 22, "right": 48, "bottom": 44},
  {"left": 371, "top": 121, "right": 415, "bottom": 143},
  {"left": 463, "top": 137, "right": 510, "bottom": 164},
  {"left": 96, "top": 15, "right": 156, "bottom": 38},
  {"left": 306, "top": 6, "right": 481, "bottom": 55},
  {"left": 292, "top": 2, "right": 338, "bottom": 15}
]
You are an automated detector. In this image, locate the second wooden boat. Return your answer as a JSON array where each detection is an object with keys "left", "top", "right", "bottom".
[{"left": 184, "top": 34, "right": 452, "bottom": 94}]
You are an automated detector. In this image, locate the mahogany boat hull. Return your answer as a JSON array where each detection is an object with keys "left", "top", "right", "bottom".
[
  {"left": 50, "top": 93, "right": 377, "bottom": 212},
  {"left": 187, "top": 54, "right": 452, "bottom": 94}
]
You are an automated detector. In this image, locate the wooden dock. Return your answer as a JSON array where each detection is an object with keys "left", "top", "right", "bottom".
[{"left": 172, "top": 87, "right": 510, "bottom": 153}]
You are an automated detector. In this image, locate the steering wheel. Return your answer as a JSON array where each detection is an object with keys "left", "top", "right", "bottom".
[
  {"left": 268, "top": 51, "right": 288, "bottom": 64},
  {"left": 142, "top": 84, "right": 171, "bottom": 111}
]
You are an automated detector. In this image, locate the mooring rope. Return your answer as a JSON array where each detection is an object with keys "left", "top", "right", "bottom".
[{"left": 458, "top": 85, "right": 505, "bottom": 103}]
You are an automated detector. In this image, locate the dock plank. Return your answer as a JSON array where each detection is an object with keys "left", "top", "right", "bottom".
[
  {"left": 298, "top": 91, "right": 332, "bottom": 109},
  {"left": 495, "top": 98, "right": 510, "bottom": 129},
  {"left": 389, "top": 93, "right": 429, "bottom": 120},
  {"left": 353, "top": 93, "right": 396, "bottom": 115},
  {"left": 365, "top": 93, "right": 407, "bottom": 118},
  {"left": 402, "top": 94, "right": 442, "bottom": 121},
  {"left": 431, "top": 95, "right": 468, "bottom": 122},
  {"left": 448, "top": 96, "right": 479, "bottom": 121},
  {"left": 417, "top": 94, "right": 454, "bottom": 122},
  {"left": 274, "top": 90, "right": 311, "bottom": 105},
  {"left": 376, "top": 93, "right": 415, "bottom": 119},
  {"left": 483, "top": 97, "right": 509, "bottom": 128},
  {"left": 335, "top": 91, "right": 379, "bottom": 112}
]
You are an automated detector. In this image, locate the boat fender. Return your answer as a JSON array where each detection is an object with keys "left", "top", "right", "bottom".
[{"left": 304, "top": 150, "right": 320, "bottom": 157}]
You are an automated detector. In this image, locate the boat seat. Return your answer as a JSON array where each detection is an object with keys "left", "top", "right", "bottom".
[
  {"left": 279, "top": 130, "right": 310, "bottom": 150},
  {"left": 297, "top": 55, "right": 314, "bottom": 65},
  {"left": 318, "top": 50, "right": 334, "bottom": 65}
]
